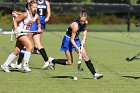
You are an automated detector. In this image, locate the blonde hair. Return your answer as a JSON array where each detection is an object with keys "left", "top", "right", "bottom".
[{"left": 28, "top": 0, "right": 36, "bottom": 7}]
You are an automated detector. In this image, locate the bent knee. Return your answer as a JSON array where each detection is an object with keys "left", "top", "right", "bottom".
[
  {"left": 26, "top": 45, "right": 33, "bottom": 51},
  {"left": 66, "top": 61, "right": 73, "bottom": 65}
]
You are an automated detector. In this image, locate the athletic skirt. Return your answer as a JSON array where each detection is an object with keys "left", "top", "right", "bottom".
[
  {"left": 16, "top": 27, "right": 28, "bottom": 38},
  {"left": 60, "top": 35, "right": 81, "bottom": 52}
]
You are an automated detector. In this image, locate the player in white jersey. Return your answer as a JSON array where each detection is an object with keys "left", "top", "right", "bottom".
[
  {"left": 1, "top": 1, "right": 42, "bottom": 72},
  {"left": 11, "top": 0, "right": 51, "bottom": 69}
]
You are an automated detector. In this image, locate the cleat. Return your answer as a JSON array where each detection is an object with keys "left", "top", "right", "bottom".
[
  {"left": 94, "top": 73, "right": 103, "bottom": 79},
  {"left": 42, "top": 61, "right": 50, "bottom": 69},
  {"left": 50, "top": 63, "right": 55, "bottom": 69},
  {"left": 1, "top": 64, "right": 10, "bottom": 72},
  {"left": 23, "top": 66, "right": 31, "bottom": 72},
  {"left": 48, "top": 57, "right": 55, "bottom": 69},
  {"left": 10, "top": 61, "right": 22, "bottom": 69}
]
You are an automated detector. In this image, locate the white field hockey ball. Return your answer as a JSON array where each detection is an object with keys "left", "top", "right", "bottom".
[{"left": 73, "top": 76, "right": 78, "bottom": 80}]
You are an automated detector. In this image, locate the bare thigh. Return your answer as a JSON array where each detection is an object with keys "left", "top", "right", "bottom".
[
  {"left": 12, "top": 40, "right": 24, "bottom": 56},
  {"left": 18, "top": 35, "right": 33, "bottom": 52},
  {"left": 32, "top": 33, "right": 43, "bottom": 50}
]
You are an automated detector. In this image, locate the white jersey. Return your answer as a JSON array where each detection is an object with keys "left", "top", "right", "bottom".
[
  {"left": 16, "top": 11, "right": 37, "bottom": 38},
  {"left": 18, "top": 10, "right": 37, "bottom": 31}
]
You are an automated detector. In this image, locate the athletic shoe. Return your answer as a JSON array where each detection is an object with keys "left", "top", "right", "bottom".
[
  {"left": 1, "top": 64, "right": 10, "bottom": 72},
  {"left": 32, "top": 50, "right": 39, "bottom": 54},
  {"left": 42, "top": 61, "right": 50, "bottom": 69},
  {"left": 10, "top": 61, "right": 22, "bottom": 69},
  {"left": 94, "top": 73, "right": 103, "bottom": 79},
  {"left": 48, "top": 57, "right": 55, "bottom": 69},
  {"left": 23, "top": 66, "right": 31, "bottom": 72}
]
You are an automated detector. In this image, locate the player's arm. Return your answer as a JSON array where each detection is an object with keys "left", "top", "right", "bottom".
[
  {"left": 45, "top": 0, "right": 51, "bottom": 22},
  {"left": 12, "top": 11, "right": 23, "bottom": 18},
  {"left": 36, "top": 14, "right": 42, "bottom": 32},
  {"left": 27, "top": 0, "right": 31, "bottom": 2},
  {"left": 13, "top": 12, "right": 27, "bottom": 32},
  {"left": 70, "top": 22, "right": 80, "bottom": 52},
  {"left": 81, "top": 20, "right": 88, "bottom": 44}
]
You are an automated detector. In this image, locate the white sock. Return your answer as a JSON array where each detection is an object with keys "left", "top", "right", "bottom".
[
  {"left": 4, "top": 53, "right": 17, "bottom": 66},
  {"left": 23, "top": 51, "right": 31, "bottom": 67}
]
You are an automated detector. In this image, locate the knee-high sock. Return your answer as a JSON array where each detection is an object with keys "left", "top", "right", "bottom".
[
  {"left": 4, "top": 53, "right": 17, "bottom": 66},
  {"left": 17, "top": 48, "right": 26, "bottom": 65},
  {"left": 39, "top": 48, "right": 48, "bottom": 62},
  {"left": 23, "top": 51, "right": 31, "bottom": 67},
  {"left": 52, "top": 59, "right": 67, "bottom": 65},
  {"left": 17, "top": 53, "right": 24, "bottom": 65},
  {"left": 34, "top": 47, "right": 38, "bottom": 51},
  {"left": 85, "top": 59, "right": 96, "bottom": 75}
]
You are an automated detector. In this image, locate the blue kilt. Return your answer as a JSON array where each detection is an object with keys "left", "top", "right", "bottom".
[{"left": 60, "top": 35, "right": 81, "bottom": 52}]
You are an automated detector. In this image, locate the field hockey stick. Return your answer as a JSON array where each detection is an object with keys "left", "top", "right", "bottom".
[
  {"left": 0, "top": 29, "right": 38, "bottom": 35},
  {"left": 77, "top": 42, "right": 84, "bottom": 71},
  {"left": 10, "top": 0, "right": 16, "bottom": 42},
  {"left": 11, "top": 17, "right": 14, "bottom": 42},
  {"left": 126, "top": 52, "right": 140, "bottom": 61}
]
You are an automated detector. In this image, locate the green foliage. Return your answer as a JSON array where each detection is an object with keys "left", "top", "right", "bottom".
[
  {"left": 50, "top": 0, "right": 91, "bottom": 3},
  {"left": 93, "top": 0, "right": 128, "bottom": 3},
  {"left": 130, "top": 0, "right": 140, "bottom": 4},
  {"left": 47, "top": 14, "right": 127, "bottom": 24},
  {"left": 0, "top": 0, "right": 19, "bottom": 2}
]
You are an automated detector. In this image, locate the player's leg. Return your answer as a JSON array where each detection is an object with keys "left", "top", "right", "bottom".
[
  {"left": 10, "top": 33, "right": 34, "bottom": 69},
  {"left": 32, "top": 33, "right": 49, "bottom": 69},
  {"left": 32, "top": 16, "right": 45, "bottom": 54},
  {"left": 51, "top": 51, "right": 73, "bottom": 65},
  {"left": 18, "top": 35, "right": 33, "bottom": 72},
  {"left": 82, "top": 48, "right": 103, "bottom": 79},
  {"left": 10, "top": 48, "right": 25, "bottom": 69},
  {"left": 1, "top": 40, "right": 23, "bottom": 72},
  {"left": 17, "top": 49, "right": 25, "bottom": 65},
  {"left": 48, "top": 51, "right": 73, "bottom": 69},
  {"left": 49, "top": 35, "right": 74, "bottom": 69},
  {"left": 32, "top": 47, "right": 39, "bottom": 54},
  {"left": 29, "top": 22, "right": 39, "bottom": 54}
]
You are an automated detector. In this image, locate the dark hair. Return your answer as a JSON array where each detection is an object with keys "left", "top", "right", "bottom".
[
  {"left": 79, "top": 10, "right": 87, "bottom": 18},
  {"left": 28, "top": 1, "right": 36, "bottom": 7}
]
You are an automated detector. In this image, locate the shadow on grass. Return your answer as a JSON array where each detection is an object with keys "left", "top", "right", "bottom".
[
  {"left": 83, "top": 75, "right": 103, "bottom": 80},
  {"left": 122, "top": 76, "right": 140, "bottom": 79},
  {"left": 0, "top": 69, "right": 21, "bottom": 73},
  {"left": 30, "top": 67, "right": 41, "bottom": 69},
  {"left": 82, "top": 78, "right": 94, "bottom": 79},
  {"left": 51, "top": 76, "right": 73, "bottom": 79}
]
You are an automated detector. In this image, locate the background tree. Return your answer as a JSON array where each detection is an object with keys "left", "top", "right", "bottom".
[{"left": 92, "top": 0, "right": 128, "bottom": 3}]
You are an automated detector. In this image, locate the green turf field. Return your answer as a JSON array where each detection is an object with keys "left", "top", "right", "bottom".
[{"left": 0, "top": 32, "right": 140, "bottom": 93}]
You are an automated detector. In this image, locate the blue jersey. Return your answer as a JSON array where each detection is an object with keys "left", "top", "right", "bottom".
[
  {"left": 61, "top": 20, "right": 87, "bottom": 52},
  {"left": 36, "top": 0, "right": 47, "bottom": 16},
  {"left": 29, "top": 0, "right": 47, "bottom": 31},
  {"left": 66, "top": 20, "right": 87, "bottom": 39},
  {"left": 25, "top": 0, "right": 47, "bottom": 17}
]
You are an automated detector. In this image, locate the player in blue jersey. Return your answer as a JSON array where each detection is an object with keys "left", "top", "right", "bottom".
[
  {"left": 11, "top": 0, "right": 51, "bottom": 69},
  {"left": 26, "top": 0, "right": 50, "bottom": 54},
  {"left": 48, "top": 10, "right": 103, "bottom": 79}
]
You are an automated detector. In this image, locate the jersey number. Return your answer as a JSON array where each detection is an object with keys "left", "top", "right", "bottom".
[{"left": 39, "top": 9, "right": 43, "bottom": 16}]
